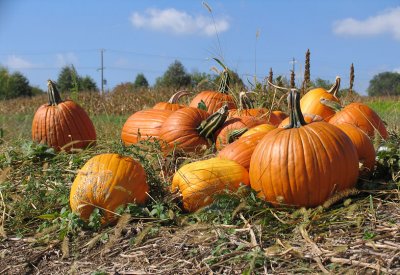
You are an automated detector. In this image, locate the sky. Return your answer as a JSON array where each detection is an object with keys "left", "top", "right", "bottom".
[{"left": 0, "top": 0, "right": 400, "bottom": 95}]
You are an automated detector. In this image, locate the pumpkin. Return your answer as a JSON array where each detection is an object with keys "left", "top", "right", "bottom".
[
  {"left": 214, "top": 115, "right": 265, "bottom": 150},
  {"left": 300, "top": 76, "right": 341, "bottom": 121},
  {"left": 218, "top": 131, "right": 268, "bottom": 170},
  {"left": 249, "top": 89, "right": 359, "bottom": 207},
  {"left": 240, "top": 123, "right": 276, "bottom": 138},
  {"left": 159, "top": 105, "right": 229, "bottom": 153},
  {"left": 121, "top": 109, "right": 173, "bottom": 145},
  {"left": 271, "top": 110, "right": 288, "bottom": 122},
  {"left": 327, "top": 102, "right": 388, "bottom": 140},
  {"left": 172, "top": 157, "right": 249, "bottom": 212},
  {"left": 32, "top": 80, "right": 96, "bottom": 152},
  {"left": 278, "top": 113, "right": 323, "bottom": 128},
  {"left": 335, "top": 123, "right": 376, "bottom": 174},
  {"left": 189, "top": 69, "right": 237, "bottom": 113},
  {"left": 70, "top": 153, "right": 148, "bottom": 223},
  {"left": 153, "top": 90, "right": 189, "bottom": 111}
]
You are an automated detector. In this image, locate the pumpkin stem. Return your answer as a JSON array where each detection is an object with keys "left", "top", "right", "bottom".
[
  {"left": 285, "top": 89, "right": 307, "bottom": 129},
  {"left": 197, "top": 104, "right": 229, "bottom": 139},
  {"left": 227, "top": 127, "right": 248, "bottom": 143},
  {"left": 167, "top": 90, "right": 189, "bottom": 103},
  {"left": 47, "top": 80, "right": 63, "bottom": 106},
  {"left": 320, "top": 98, "right": 343, "bottom": 112},
  {"left": 239, "top": 91, "right": 255, "bottom": 109},
  {"left": 327, "top": 76, "right": 341, "bottom": 97}
]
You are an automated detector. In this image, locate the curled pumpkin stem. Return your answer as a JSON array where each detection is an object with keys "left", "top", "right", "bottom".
[
  {"left": 197, "top": 104, "right": 229, "bottom": 139},
  {"left": 47, "top": 80, "right": 63, "bottom": 106},
  {"left": 327, "top": 76, "right": 341, "bottom": 97},
  {"left": 239, "top": 91, "right": 255, "bottom": 109},
  {"left": 168, "top": 90, "right": 189, "bottom": 104}
]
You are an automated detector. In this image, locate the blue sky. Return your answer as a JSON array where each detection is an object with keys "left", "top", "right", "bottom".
[{"left": 0, "top": 0, "right": 399, "bottom": 95}]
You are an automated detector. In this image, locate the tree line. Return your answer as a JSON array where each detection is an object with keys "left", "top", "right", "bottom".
[{"left": 0, "top": 61, "right": 399, "bottom": 100}]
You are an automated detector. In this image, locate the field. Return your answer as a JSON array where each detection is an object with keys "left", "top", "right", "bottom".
[{"left": 0, "top": 90, "right": 399, "bottom": 274}]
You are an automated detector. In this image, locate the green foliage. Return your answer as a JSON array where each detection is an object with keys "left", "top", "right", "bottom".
[
  {"left": 367, "top": 71, "right": 400, "bottom": 96},
  {"left": 191, "top": 70, "right": 216, "bottom": 90},
  {"left": 155, "top": 60, "right": 191, "bottom": 89},
  {"left": 374, "top": 132, "right": 400, "bottom": 181},
  {"left": 57, "top": 65, "right": 98, "bottom": 92},
  {"left": 214, "top": 69, "right": 245, "bottom": 90},
  {"left": 0, "top": 66, "right": 33, "bottom": 99},
  {"left": 133, "top": 73, "right": 149, "bottom": 89}
]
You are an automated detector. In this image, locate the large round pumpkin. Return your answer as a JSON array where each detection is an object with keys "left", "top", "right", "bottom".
[
  {"left": 328, "top": 102, "right": 388, "bottom": 140},
  {"left": 32, "top": 80, "right": 96, "bottom": 152},
  {"left": 249, "top": 89, "right": 359, "bottom": 207},
  {"left": 159, "top": 105, "right": 229, "bottom": 152},
  {"left": 70, "top": 153, "right": 148, "bottom": 223},
  {"left": 172, "top": 157, "right": 249, "bottom": 212},
  {"left": 335, "top": 123, "right": 376, "bottom": 174},
  {"left": 121, "top": 109, "right": 173, "bottom": 145},
  {"left": 240, "top": 123, "right": 276, "bottom": 138},
  {"left": 300, "top": 76, "right": 341, "bottom": 121}
]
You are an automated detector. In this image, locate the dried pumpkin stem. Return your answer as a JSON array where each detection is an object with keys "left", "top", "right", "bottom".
[
  {"left": 239, "top": 91, "right": 255, "bottom": 109},
  {"left": 167, "top": 90, "right": 189, "bottom": 103},
  {"left": 197, "top": 104, "right": 229, "bottom": 139},
  {"left": 285, "top": 89, "right": 307, "bottom": 129},
  {"left": 320, "top": 98, "right": 343, "bottom": 112},
  {"left": 327, "top": 76, "right": 341, "bottom": 97},
  {"left": 47, "top": 80, "right": 63, "bottom": 106}
]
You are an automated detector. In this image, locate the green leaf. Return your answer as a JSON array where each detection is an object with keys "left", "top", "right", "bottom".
[
  {"left": 37, "top": 213, "right": 58, "bottom": 220},
  {"left": 197, "top": 100, "right": 207, "bottom": 111}
]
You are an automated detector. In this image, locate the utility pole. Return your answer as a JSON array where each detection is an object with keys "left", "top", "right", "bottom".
[{"left": 98, "top": 49, "right": 105, "bottom": 94}]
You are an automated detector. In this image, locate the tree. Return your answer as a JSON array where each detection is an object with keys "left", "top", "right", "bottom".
[
  {"left": 133, "top": 73, "right": 149, "bottom": 89},
  {"left": 155, "top": 60, "right": 191, "bottom": 89},
  {"left": 214, "top": 70, "right": 245, "bottom": 90},
  {"left": 367, "top": 72, "right": 400, "bottom": 96},
  {"left": 56, "top": 65, "right": 98, "bottom": 92},
  {"left": 0, "top": 66, "right": 33, "bottom": 100}
]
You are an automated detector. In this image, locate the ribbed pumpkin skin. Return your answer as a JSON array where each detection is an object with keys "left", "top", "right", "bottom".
[
  {"left": 241, "top": 124, "right": 276, "bottom": 138},
  {"left": 189, "top": 91, "right": 237, "bottom": 113},
  {"left": 153, "top": 102, "right": 184, "bottom": 111},
  {"left": 300, "top": 88, "right": 340, "bottom": 121},
  {"left": 278, "top": 113, "right": 323, "bottom": 128},
  {"left": 32, "top": 100, "right": 96, "bottom": 151},
  {"left": 159, "top": 107, "right": 210, "bottom": 152},
  {"left": 121, "top": 109, "right": 173, "bottom": 145},
  {"left": 215, "top": 116, "right": 265, "bottom": 150},
  {"left": 249, "top": 122, "right": 359, "bottom": 207},
  {"left": 218, "top": 132, "right": 268, "bottom": 171},
  {"left": 70, "top": 153, "right": 148, "bottom": 223},
  {"left": 336, "top": 123, "right": 376, "bottom": 173},
  {"left": 329, "top": 103, "right": 388, "bottom": 140},
  {"left": 172, "top": 158, "right": 249, "bottom": 212},
  {"left": 272, "top": 110, "right": 288, "bottom": 122}
]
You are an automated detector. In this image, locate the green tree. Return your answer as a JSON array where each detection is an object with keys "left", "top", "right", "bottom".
[
  {"left": 56, "top": 65, "right": 98, "bottom": 92},
  {"left": 311, "top": 78, "right": 333, "bottom": 90},
  {"left": 133, "top": 73, "right": 149, "bottom": 89},
  {"left": 214, "top": 70, "right": 245, "bottom": 90},
  {"left": 191, "top": 70, "right": 216, "bottom": 90},
  {"left": 155, "top": 60, "right": 191, "bottom": 89},
  {"left": 0, "top": 67, "right": 32, "bottom": 99},
  {"left": 367, "top": 71, "right": 400, "bottom": 96}
]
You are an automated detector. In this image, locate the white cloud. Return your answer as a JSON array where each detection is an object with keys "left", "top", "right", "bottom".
[
  {"left": 56, "top": 52, "right": 78, "bottom": 67},
  {"left": 333, "top": 7, "right": 400, "bottom": 40},
  {"left": 5, "top": 55, "right": 35, "bottom": 69},
  {"left": 394, "top": 67, "right": 400, "bottom": 73},
  {"left": 130, "top": 8, "right": 229, "bottom": 36}
]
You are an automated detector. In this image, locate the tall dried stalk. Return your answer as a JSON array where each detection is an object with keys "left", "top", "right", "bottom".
[
  {"left": 302, "top": 49, "right": 310, "bottom": 95},
  {"left": 349, "top": 63, "right": 354, "bottom": 95}
]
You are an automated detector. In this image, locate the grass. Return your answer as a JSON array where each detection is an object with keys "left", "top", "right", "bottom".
[{"left": 0, "top": 90, "right": 399, "bottom": 274}]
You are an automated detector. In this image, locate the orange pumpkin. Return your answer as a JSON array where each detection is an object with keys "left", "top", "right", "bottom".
[
  {"left": 189, "top": 69, "right": 237, "bottom": 113},
  {"left": 172, "top": 157, "right": 249, "bottom": 212},
  {"left": 153, "top": 90, "right": 189, "bottom": 111},
  {"left": 335, "top": 123, "right": 376, "bottom": 174},
  {"left": 328, "top": 102, "right": 388, "bottom": 140},
  {"left": 218, "top": 131, "right": 268, "bottom": 170},
  {"left": 250, "top": 89, "right": 359, "bottom": 207},
  {"left": 32, "top": 80, "right": 96, "bottom": 152},
  {"left": 159, "top": 105, "right": 229, "bottom": 153},
  {"left": 300, "top": 76, "right": 341, "bottom": 121},
  {"left": 214, "top": 116, "right": 265, "bottom": 150},
  {"left": 240, "top": 123, "right": 276, "bottom": 138},
  {"left": 70, "top": 153, "right": 148, "bottom": 223},
  {"left": 121, "top": 109, "right": 173, "bottom": 145},
  {"left": 271, "top": 110, "right": 288, "bottom": 122}
]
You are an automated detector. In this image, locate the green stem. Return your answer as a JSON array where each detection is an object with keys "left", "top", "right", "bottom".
[
  {"left": 197, "top": 104, "right": 229, "bottom": 139},
  {"left": 320, "top": 98, "right": 343, "bottom": 112},
  {"left": 47, "top": 80, "right": 63, "bottom": 106},
  {"left": 227, "top": 128, "right": 248, "bottom": 143},
  {"left": 285, "top": 89, "right": 307, "bottom": 129}
]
